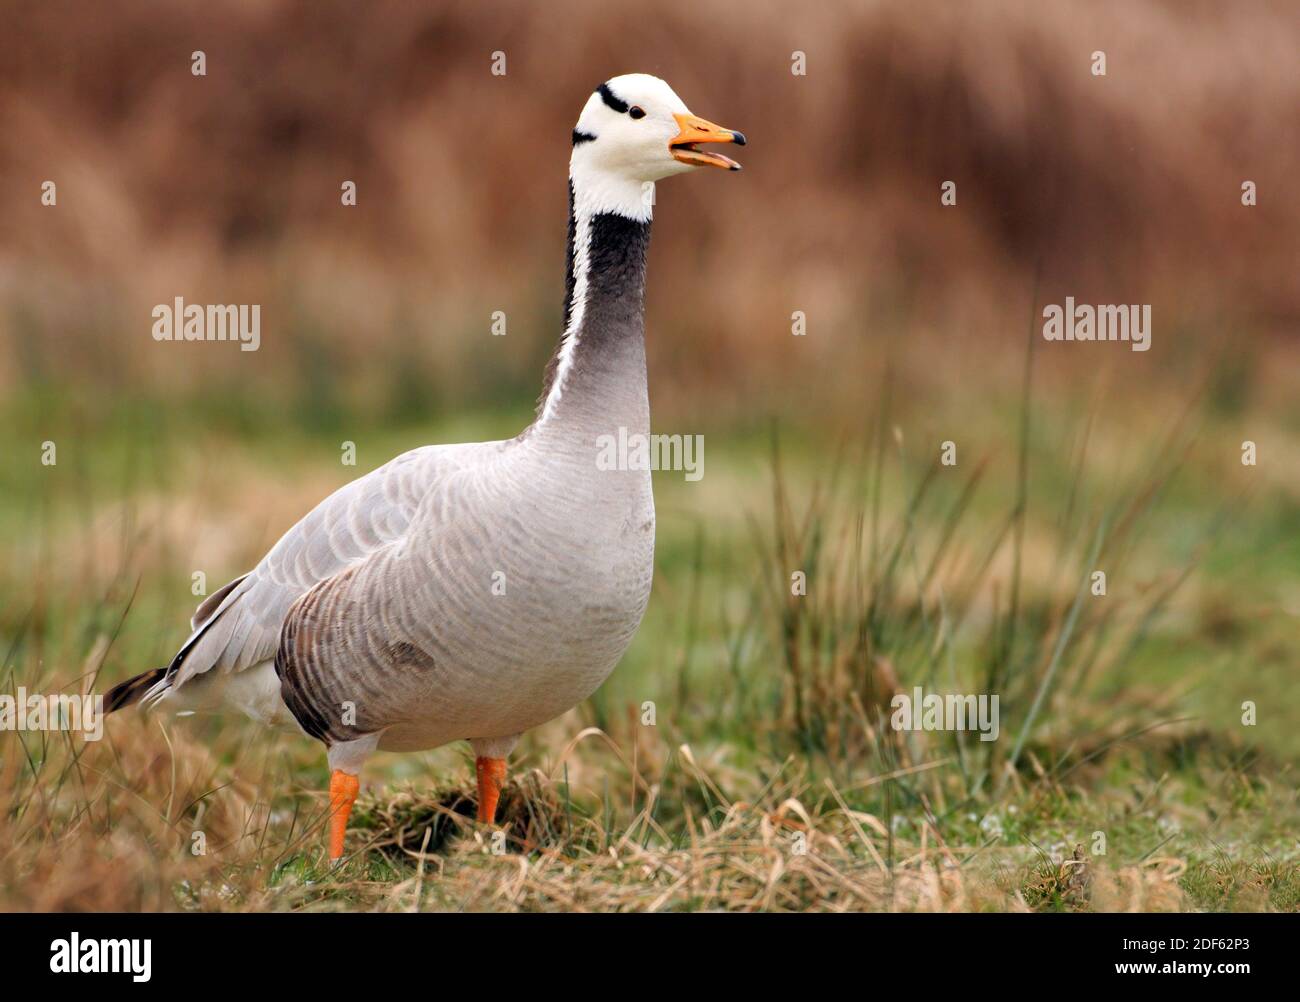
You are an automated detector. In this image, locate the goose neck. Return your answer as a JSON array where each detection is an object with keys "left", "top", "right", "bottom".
[{"left": 529, "top": 173, "right": 653, "bottom": 440}]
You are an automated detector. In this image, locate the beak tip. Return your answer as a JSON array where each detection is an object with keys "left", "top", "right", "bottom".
[{"left": 731, "top": 131, "right": 747, "bottom": 146}]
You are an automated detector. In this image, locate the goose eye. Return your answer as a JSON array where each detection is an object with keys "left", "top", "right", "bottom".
[{"left": 628, "top": 106, "right": 646, "bottom": 120}]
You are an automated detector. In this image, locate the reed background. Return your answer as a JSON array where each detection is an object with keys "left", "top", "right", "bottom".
[{"left": 0, "top": 0, "right": 1297, "bottom": 911}]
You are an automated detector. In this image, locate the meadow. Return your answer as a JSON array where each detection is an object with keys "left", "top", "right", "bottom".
[{"left": 2, "top": 321, "right": 1296, "bottom": 911}]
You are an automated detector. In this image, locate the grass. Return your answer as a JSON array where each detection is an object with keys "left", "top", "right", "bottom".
[{"left": 0, "top": 334, "right": 1297, "bottom": 913}]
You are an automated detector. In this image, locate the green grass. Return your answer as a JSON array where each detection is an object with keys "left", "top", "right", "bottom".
[{"left": 0, "top": 341, "right": 1297, "bottom": 911}]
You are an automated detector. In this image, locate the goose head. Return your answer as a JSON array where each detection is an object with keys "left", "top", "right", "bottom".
[{"left": 570, "top": 74, "right": 745, "bottom": 216}]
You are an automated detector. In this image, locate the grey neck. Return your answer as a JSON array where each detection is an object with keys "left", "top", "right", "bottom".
[{"left": 527, "top": 184, "right": 652, "bottom": 446}]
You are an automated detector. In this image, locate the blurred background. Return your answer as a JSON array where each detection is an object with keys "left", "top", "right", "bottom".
[
  {"left": 0, "top": 0, "right": 1297, "bottom": 911},
  {"left": 5, "top": 0, "right": 1298, "bottom": 423}
]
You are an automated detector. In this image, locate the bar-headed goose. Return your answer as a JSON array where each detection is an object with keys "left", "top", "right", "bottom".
[{"left": 106, "top": 73, "right": 745, "bottom": 861}]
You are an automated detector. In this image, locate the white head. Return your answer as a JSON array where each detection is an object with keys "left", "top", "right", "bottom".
[{"left": 569, "top": 73, "right": 746, "bottom": 221}]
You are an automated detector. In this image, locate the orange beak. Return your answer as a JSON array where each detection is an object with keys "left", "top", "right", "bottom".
[{"left": 670, "top": 113, "right": 747, "bottom": 171}]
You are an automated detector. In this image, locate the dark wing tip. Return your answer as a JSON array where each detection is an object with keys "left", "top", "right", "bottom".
[{"left": 104, "top": 667, "right": 167, "bottom": 713}]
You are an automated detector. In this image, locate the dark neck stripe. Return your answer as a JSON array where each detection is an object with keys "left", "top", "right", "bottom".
[
  {"left": 536, "top": 189, "right": 651, "bottom": 419},
  {"left": 597, "top": 82, "right": 628, "bottom": 114},
  {"left": 584, "top": 212, "right": 651, "bottom": 303},
  {"left": 561, "top": 181, "right": 578, "bottom": 332},
  {"left": 572, "top": 129, "right": 596, "bottom": 146}
]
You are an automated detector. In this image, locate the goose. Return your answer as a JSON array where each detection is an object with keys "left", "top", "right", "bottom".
[{"left": 105, "top": 74, "right": 745, "bottom": 861}]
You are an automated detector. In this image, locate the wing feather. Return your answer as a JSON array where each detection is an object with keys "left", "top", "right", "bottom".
[{"left": 166, "top": 442, "right": 490, "bottom": 689}]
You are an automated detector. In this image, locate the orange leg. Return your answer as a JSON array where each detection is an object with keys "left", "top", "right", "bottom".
[
  {"left": 475, "top": 756, "right": 507, "bottom": 823},
  {"left": 328, "top": 770, "right": 360, "bottom": 862}
]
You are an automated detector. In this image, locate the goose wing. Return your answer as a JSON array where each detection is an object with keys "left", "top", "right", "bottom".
[{"left": 166, "top": 443, "right": 488, "bottom": 689}]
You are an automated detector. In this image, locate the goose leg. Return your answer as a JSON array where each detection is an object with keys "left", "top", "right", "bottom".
[
  {"left": 475, "top": 757, "right": 507, "bottom": 823},
  {"left": 328, "top": 770, "right": 359, "bottom": 861},
  {"left": 324, "top": 732, "right": 380, "bottom": 862},
  {"left": 470, "top": 735, "right": 519, "bottom": 825}
]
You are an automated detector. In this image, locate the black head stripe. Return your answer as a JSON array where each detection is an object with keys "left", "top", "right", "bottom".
[
  {"left": 572, "top": 129, "right": 596, "bottom": 146},
  {"left": 597, "top": 82, "right": 629, "bottom": 114}
]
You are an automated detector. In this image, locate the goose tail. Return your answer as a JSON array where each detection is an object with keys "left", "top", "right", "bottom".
[{"left": 104, "top": 667, "right": 169, "bottom": 714}]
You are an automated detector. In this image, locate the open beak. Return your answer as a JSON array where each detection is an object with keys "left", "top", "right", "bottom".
[{"left": 670, "top": 113, "right": 747, "bottom": 171}]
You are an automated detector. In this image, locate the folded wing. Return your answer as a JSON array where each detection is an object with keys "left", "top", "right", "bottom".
[{"left": 164, "top": 443, "right": 485, "bottom": 691}]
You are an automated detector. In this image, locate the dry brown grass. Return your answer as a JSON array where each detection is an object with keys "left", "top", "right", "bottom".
[
  {"left": 7, "top": 710, "right": 1281, "bottom": 913},
  {"left": 2, "top": 0, "right": 1297, "bottom": 418}
]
